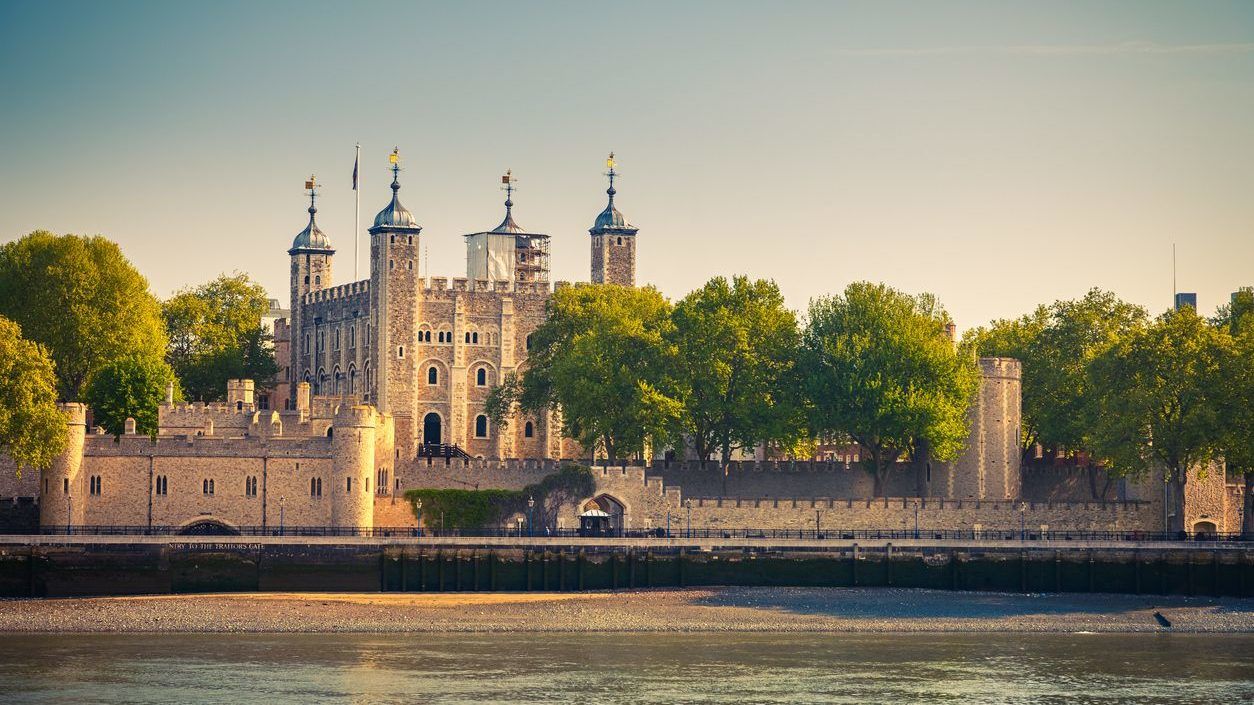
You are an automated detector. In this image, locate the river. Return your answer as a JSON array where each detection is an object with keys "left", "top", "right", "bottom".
[{"left": 1, "top": 633, "right": 1251, "bottom": 703}]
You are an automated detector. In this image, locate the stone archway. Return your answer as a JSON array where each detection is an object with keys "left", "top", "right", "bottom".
[
  {"left": 581, "top": 494, "right": 627, "bottom": 533},
  {"left": 178, "top": 519, "right": 241, "bottom": 536},
  {"left": 423, "top": 413, "right": 442, "bottom": 445},
  {"left": 1192, "top": 520, "right": 1218, "bottom": 538}
]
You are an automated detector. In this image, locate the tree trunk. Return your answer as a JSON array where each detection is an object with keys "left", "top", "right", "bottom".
[
  {"left": 1243, "top": 470, "right": 1254, "bottom": 540},
  {"left": 1167, "top": 466, "right": 1187, "bottom": 535},
  {"left": 870, "top": 447, "right": 887, "bottom": 498},
  {"left": 720, "top": 441, "right": 732, "bottom": 497}
]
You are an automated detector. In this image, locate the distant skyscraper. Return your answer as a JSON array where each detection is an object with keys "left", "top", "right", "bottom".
[{"left": 1174, "top": 292, "right": 1197, "bottom": 311}]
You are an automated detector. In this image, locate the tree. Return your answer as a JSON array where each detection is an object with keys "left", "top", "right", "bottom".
[
  {"left": 1219, "top": 311, "right": 1254, "bottom": 538},
  {"left": 163, "top": 273, "right": 278, "bottom": 401},
  {"left": 0, "top": 316, "right": 67, "bottom": 473},
  {"left": 961, "top": 305, "right": 1050, "bottom": 457},
  {"left": 1035, "top": 289, "right": 1147, "bottom": 452},
  {"left": 670, "top": 276, "right": 804, "bottom": 479},
  {"left": 0, "top": 231, "right": 167, "bottom": 400},
  {"left": 83, "top": 353, "right": 180, "bottom": 437},
  {"left": 1087, "top": 308, "right": 1231, "bottom": 534},
  {"left": 800, "top": 282, "right": 979, "bottom": 497},
  {"left": 487, "top": 284, "right": 682, "bottom": 463}
]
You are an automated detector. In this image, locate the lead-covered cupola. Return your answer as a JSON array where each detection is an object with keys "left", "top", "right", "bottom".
[
  {"left": 589, "top": 153, "right": 638, "bottom": 286},
  {"left": 370, "top": 148, "right": 421, "bottom": 233},
  {"left": 289, "top": 175, "right": 335, "bottom": 255}
]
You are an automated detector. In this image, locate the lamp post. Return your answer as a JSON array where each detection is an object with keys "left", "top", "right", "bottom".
[
  {"left": 1019, "top": 502, "right": 1026, "bottom": 541},
  {"left": 685, "top": 499, "right": 692, "bottom": 539},
  {"left": 527, "top": 495, "right": 535, "bottom": 537},
  {"left": 913, "top": 501, "right": 919, "bottom": 539},
  {"left": 279, "top": 496, "right": 285, "bottom": 536},
  {"left": 415, "top": 498, "right": 423, "bottom": 537},
  {"left": 815, "top": 509, "right": 821, "bottom": 538},
  {"left": 65, "top": 493, "right": 71, "bottom": 534},
  {"left": 666, "top": 511, "right": 671, "bottom": 538}
]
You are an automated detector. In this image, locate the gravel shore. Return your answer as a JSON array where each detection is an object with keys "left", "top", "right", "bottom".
[{"left": 1, "top": 587, "right": 1251, "bottom": 633}]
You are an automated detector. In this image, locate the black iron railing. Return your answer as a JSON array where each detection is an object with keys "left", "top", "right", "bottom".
[
  {"left": 17, "top": 525, "right": 1252, "bottom": 542},
  {"left": 417, "top": 443, "right": 471, "bottom": 459}
]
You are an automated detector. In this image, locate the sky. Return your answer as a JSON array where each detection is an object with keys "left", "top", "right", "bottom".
[{"left": 1, "top": 1, "right": 1252, "bottom": 329}]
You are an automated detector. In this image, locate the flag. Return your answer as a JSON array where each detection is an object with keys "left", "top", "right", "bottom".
[{"left": 352, "top": 153, "right": 359, "bottom": 191}]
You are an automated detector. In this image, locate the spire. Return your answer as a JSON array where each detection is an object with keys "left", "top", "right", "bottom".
[
  {"left": 489, "top": 169, "right": 529, "bottom": 234},
  {"left": 388, "top": 147, "right": 401, "bottom": 194},
  {"left": 605, "top": 152, "right": 617, "bottom": 203},
  {"left": 305, "top": 174, "right": 318, "bottom": 218}
]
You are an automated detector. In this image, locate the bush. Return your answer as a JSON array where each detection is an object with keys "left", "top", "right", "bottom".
[{"left": 404, "top": 464, "right": 594, "bottom": 529}]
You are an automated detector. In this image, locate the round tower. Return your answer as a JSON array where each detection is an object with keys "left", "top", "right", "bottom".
[
  {"left": 330, "top": 404, "right": 376, "bottom": 530},
  {"left": 39, "top": 403, "right": 87, "bottom": 531},
  {"left": 589, "top": 152, "right": 639, "bottom": 287},
  {"left": 289, "top": 175, "right": 335, "bottom": 402}
]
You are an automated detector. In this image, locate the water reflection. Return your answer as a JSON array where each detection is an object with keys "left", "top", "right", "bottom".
[{"left": 1, "top": 633, "right": 1251, "bottom": 704}]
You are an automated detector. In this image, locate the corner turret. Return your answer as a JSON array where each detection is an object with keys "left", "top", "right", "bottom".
[{"left": 590, "top": 153, "right": 638, "bottom": 286}]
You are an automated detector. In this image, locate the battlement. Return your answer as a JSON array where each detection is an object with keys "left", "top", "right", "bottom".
[
  {"left": 685, "top": 496, "right": 1151, "bottom": 513},
  {"left": 83, "top": 432, "right": 333, "bottom": 458},
  {"left": 303, "top": 279, "right": 369, "bottom": 305},
  {"left": 978, "top": 356, "right": 1022, "bottom": 380},
  {"left": 422, "top": 277, "right": 551, "bottom": 298}
]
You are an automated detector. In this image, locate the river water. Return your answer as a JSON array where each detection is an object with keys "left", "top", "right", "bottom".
[{"left": 1, "top": 633, "right": 1251, "bottom": 704}]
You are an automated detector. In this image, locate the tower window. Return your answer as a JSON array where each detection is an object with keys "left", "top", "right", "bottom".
[
  {"left": 474, "top": 414, "right": 489, "bottom": 438},
  {"left": 155, "top": 475, "right": 167, "bottom": 495},
  {"left": 408, "top": 261, "right": 413, "bottom": 270},
  {"left": 389, "top": 259, "right": 394, "bottom": 270},
  {"left": 311, "top": 477, "right": 322, "bottom": 497},
  {"left": 390, "top": 235, "right": 395, "bottom": 244},
  {"left": 472, "top": 332, "right": 479, "bottom": 344},
  {"left": 203, "top": 479, "right": 215, "bottom": 496},
  {"left": 476, "top": 368, "right": 487, "bottom": 386},
  {"left": 524, "top": 421, "right": 534, "bottom": 438},
  {"left": 304, "top": 275, "right": 310, "bottom": 285},
  {"left": 347, "top": 477, "right": 353, "bottom": 493},
  {"left": 398, "top": 346, "right": 404, "bottom": 358},
  {"left": 315, "top": 275, "right": 320, "bottom": 285},
  {"left": 617, "top": 237, "right": 622, "bottom": 245},
  {"left": 408, "top": 235, "right": 413, "bottom": 245},
  {"left": 526, "top": 334, "right": 533, "bottom": 351},
  {"left": 428, "top": 366, "right": 438, "bottom": 385}
]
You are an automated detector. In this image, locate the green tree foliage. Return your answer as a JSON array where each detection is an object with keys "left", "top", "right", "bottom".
[
  {"left": 488, "top": 285, "right": 683, "bottom": 462},
  {"left": 1036, "top": 289, "right": 1147, "bottom": 451},
  {"left": 0, "top": 231, "right": 167, "bottom": 401},
  {"left": 1087, "top": 308, "right": 1232, "bottom": 533},
  {"left": 961, "top": 306, "right": 1050, "bottom": 456},
  {"left": 670, "top": 276, "right": 804, "bottom": 471},
  {"left": 800, "top": 282, "right": 979, "bottom": 496},
  {"left": 83, "top": 354, "right": 180, "bottom": 437},
  {"left": 404, "top": 464, "right": 594, "bottom": 530},
  {"left": 1219, "top": 314, "right": 1254, "bottom": 537},
  {"left": 0, "top": 316, "right": 66, "bottom": 473},
  {"left": 163, "top": 273, "right": 279, "bottom": 401}
]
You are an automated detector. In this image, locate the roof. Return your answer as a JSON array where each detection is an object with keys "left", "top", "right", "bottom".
[
  {"left": 371, "top": 177, "right": 420, "bottom": 230},
  {"left": 579, "top": 509, "right": 611, "bottom": 518},
  {"left": 289, "top": 204, "right": 334, "bottom": 254}
]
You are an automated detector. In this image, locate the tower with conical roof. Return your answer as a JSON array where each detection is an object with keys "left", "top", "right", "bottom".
[
  {"left": 589, "top": 153, "right": 638, "bottom": 286},
  {"left": 367, "top": 149, "right": 422, "bottom": 451},
  {"left": 464, "top": 170, "right": 550, "bottom": 283},
  {"left": 289, "top": 175, "right": 335, "bottom": 398}
]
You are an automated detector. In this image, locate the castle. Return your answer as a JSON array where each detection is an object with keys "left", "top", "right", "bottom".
[{"left": 0, "top": 153, "right": 1243, "bottom": 536}]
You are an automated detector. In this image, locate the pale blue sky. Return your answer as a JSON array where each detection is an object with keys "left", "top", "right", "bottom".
[{"left": 1, "top": 1, "right": 1252, "bottom": 327}]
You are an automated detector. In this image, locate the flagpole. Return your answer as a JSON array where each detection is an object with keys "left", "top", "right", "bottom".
[{"left": 354, "top": 143, "right": 361, "bottom": 280}]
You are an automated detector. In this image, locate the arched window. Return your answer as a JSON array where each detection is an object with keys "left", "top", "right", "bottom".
[
  {"left": 397, "top": 346, "right": 404, "bottom": 358},
  {"left": 348, "top": 366, "right": 357, "bottom": 394},
  {"left": 474, "top": 414, "right": 488, "bottom": 438},
  {"left": 311, "top": 477, "right": 322, "bottom": 497},
  {"left": 473, "top": 332, "right": 479, "bottom": 344},
  {"left": 616, "top": 237, "right": 622, "bottom": 245},
  {"left": 315, "top": 275, "right": 320, "bottom": 285},
  {"left": 524, "top": 421, "right": 534, "bottom": 438},
  {"left": 465, "top": 332, "right": 471, "bottom": 344},
  {"left": 476, "top": 368, "right": 486, "bottom": 386},
  {"left": 428, "top": 366, "right": 438, "bottom": 385},
  {"left": 525, "top": 334, "right": 533, "bottom": 351}
]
